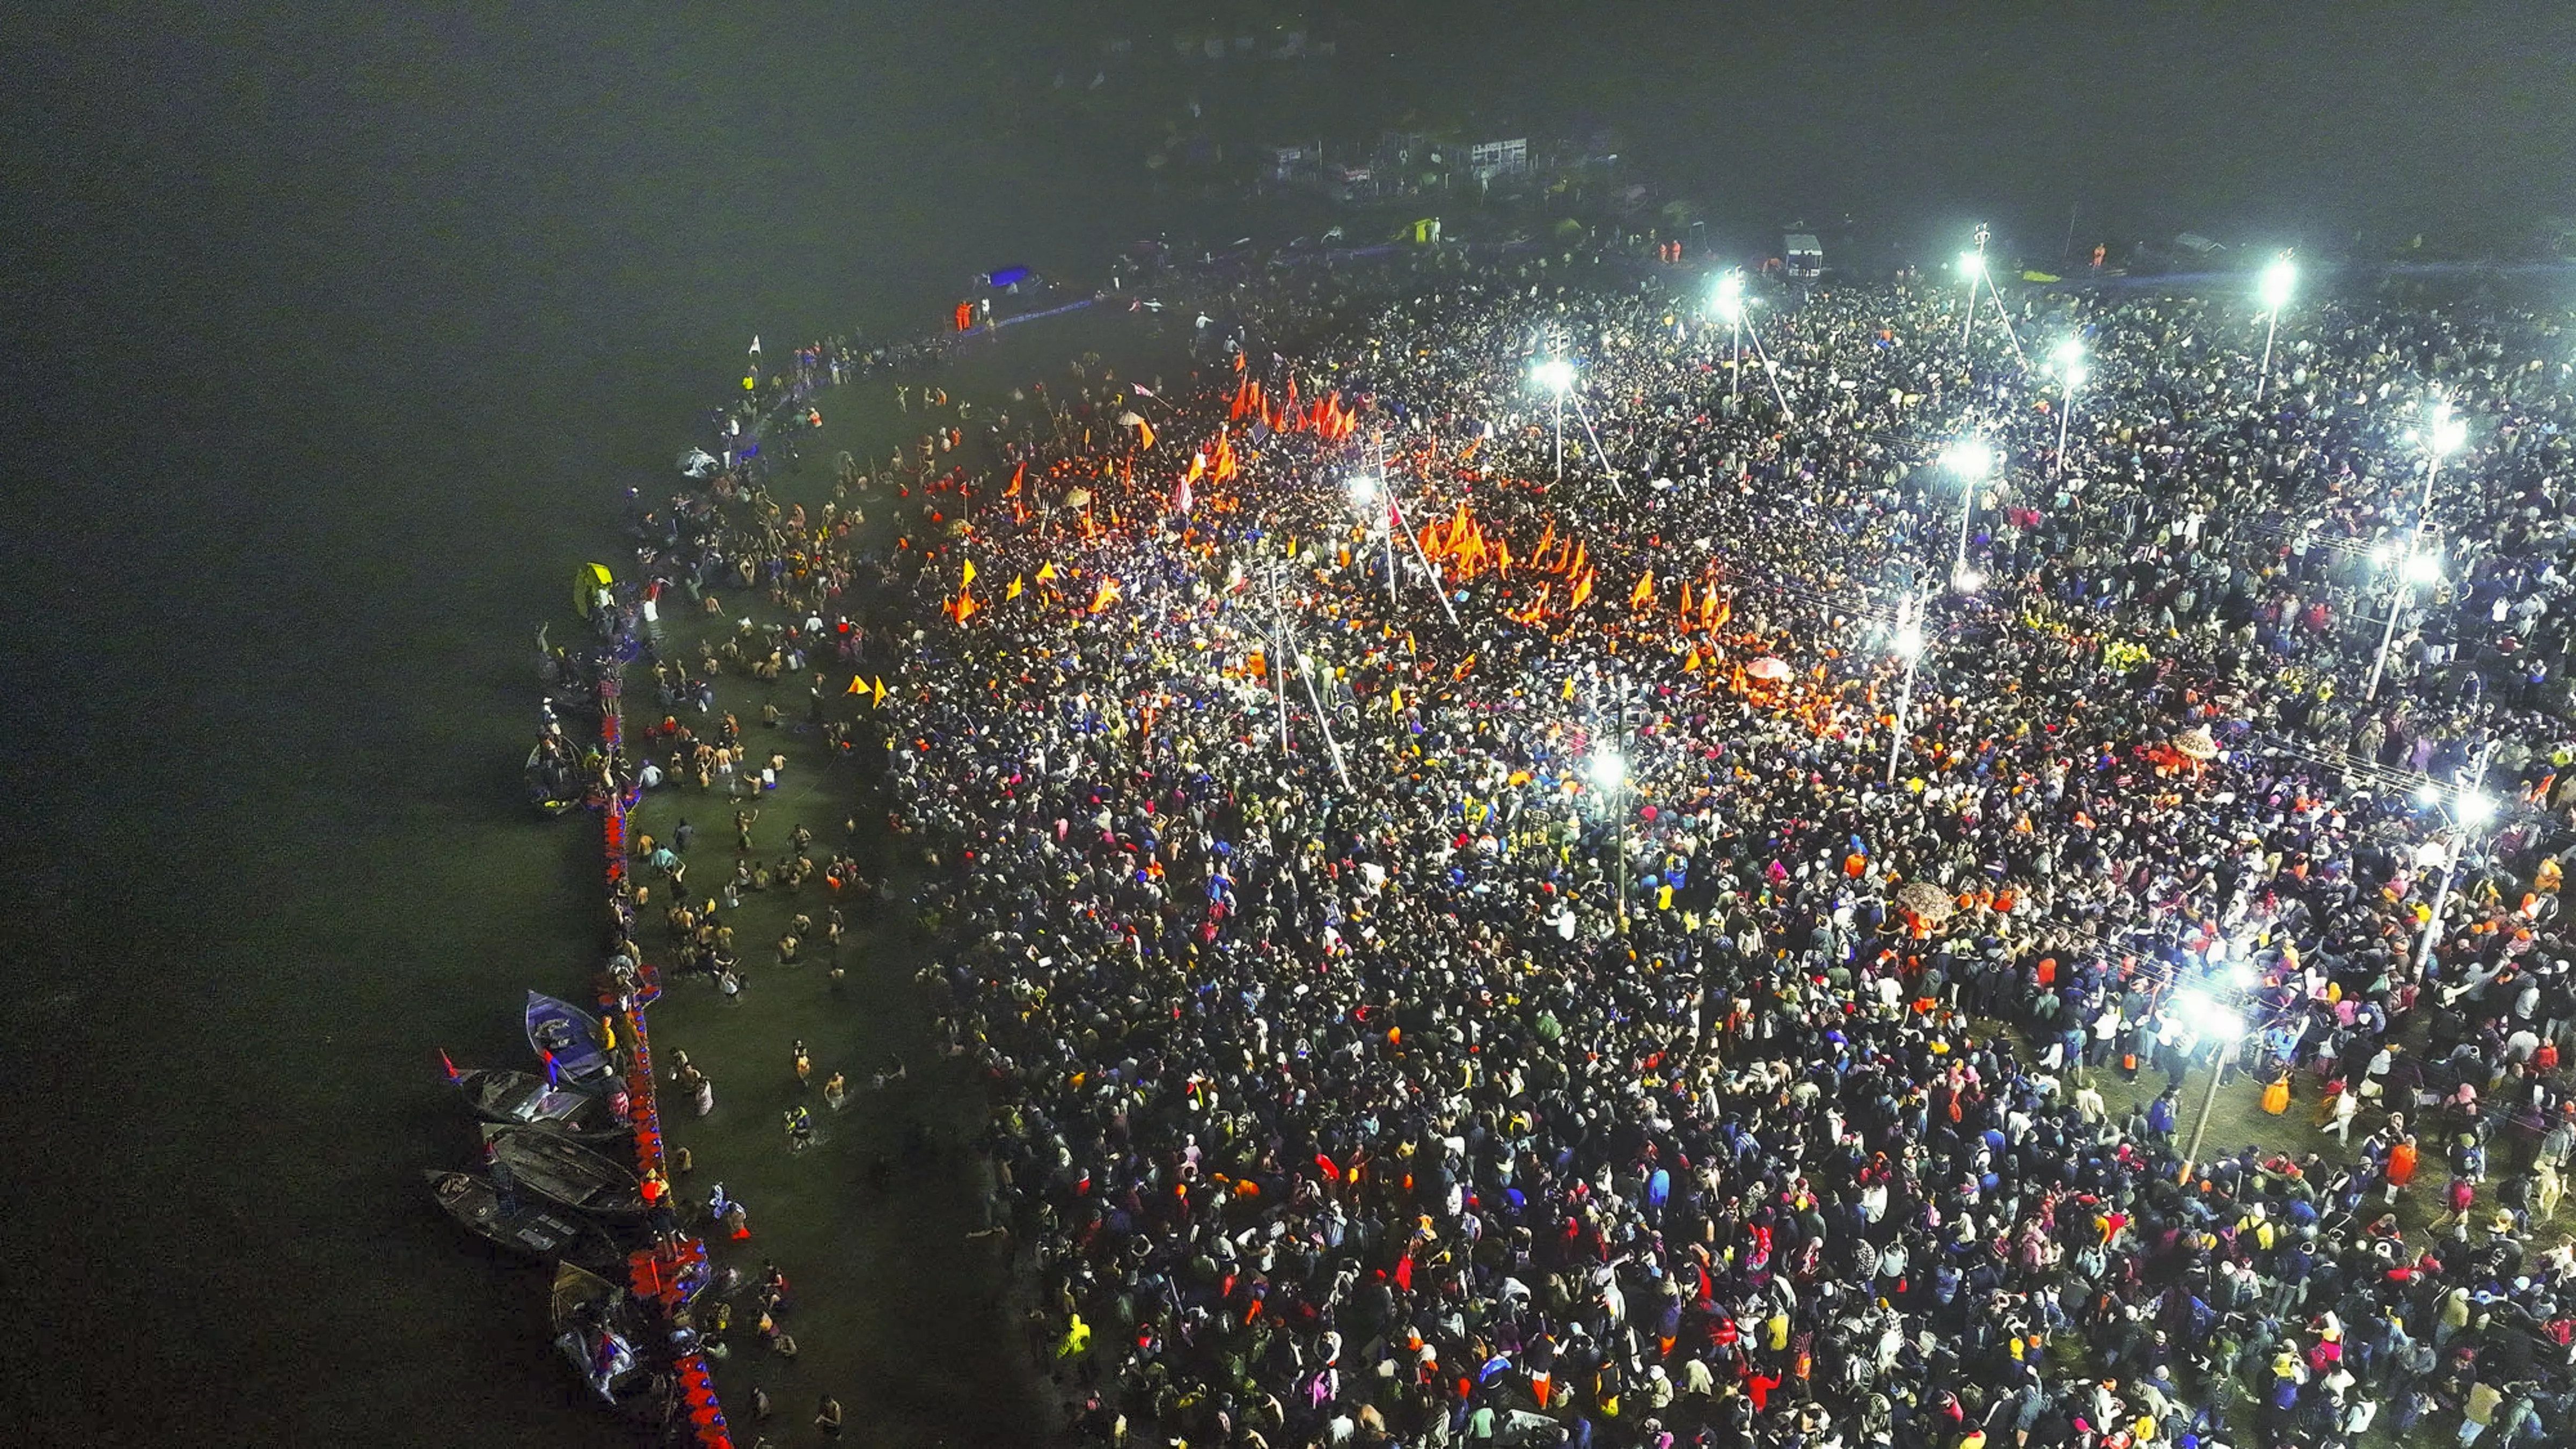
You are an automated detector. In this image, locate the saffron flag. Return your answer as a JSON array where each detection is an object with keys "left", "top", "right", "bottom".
[{"left": 1007, "top": 575, "right": 1024, "bottom": 600}]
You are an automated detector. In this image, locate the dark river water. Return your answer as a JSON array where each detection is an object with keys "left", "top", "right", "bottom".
[{"left": 5, "top": 5, "right": 2572, "bottom": 1444}]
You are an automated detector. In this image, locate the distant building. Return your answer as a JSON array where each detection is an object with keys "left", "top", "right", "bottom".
[
  {"left": 1465, "top": 138, "right": 1528, "bottom": 181},
  {"left": 1266, "top": 143, "right": 1321, "bottom": 184},
  {"left": 1784, "top": 232, "right": 1823, "bottom": 279}
]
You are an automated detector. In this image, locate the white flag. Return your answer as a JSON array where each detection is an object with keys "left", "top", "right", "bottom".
[{"left": 749, "top": 335, "right": 762, "bottom": 355}]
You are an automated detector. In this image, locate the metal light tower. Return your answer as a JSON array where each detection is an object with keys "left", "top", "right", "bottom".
[
  {"left": 1885, "top": 589, "right": 1928, "bottom": 785},
  {"left": 2053, "top": 339, "right": 2087, "bottom": 478},
  {"left": 2364, "top": 399, "right": 2468, "bottom": 700},
  {"left": 1590, "top": 745, "right": 1631, "bottom": 932},
  {"left": 1941, "top": 437, "right": 1995, "bottom": 591},
  {"left": 1714, "top": 270, "right": 1745, "bottom": 402},
  {"left": 2413, "top": 752, "right": 2498, "bottom": 979},
  {"left": 1531, "top": 356, "right": 1574, "bottom": 481},
  {"left": 2256, "top": 254, "right": 2296, "bottom": 400}
]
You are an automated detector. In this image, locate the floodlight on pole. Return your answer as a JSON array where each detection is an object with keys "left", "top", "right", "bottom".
[
  {"left": 1959, "top": 250, "right": 1985, "bottom": 342},
  {"left": 2369, "top": 397, "right": 2467, "bottom": 701},
  {"left": 1714, "top": 271, "right": 1746, "bottom": 402},
  {"left": 1589, "top": 735, "right": 1634, "bottom": 932},
  {"left": 2424, "top": 398, "right": 2467, "bottom": 458},
  {"left": 1943, "top": 439, "right": 1997, "bottom": 479},
  {"left": 2414, "top": 742, "right": 2499, "bottom": 977},
  {"left": 1943, "top": 438, "right": 1995, "bottom": 580},
  {"left": 1588, "top": 749, "right": 1628, "bottom": 793},
  {"left": 1885, "top": 587, "right": 1929, "bottom": 785},
  {"left": 2259, "top": 257, "right": 2297, "bottom": 312},
  {"left": 1532, "top": 357, "right": 1574, "bottom": 481},
  {"left": 1713, "top": 271, "right": 1745, "bottom": 322},
  {"left": 2256, "top": 254, "right": 2296, "bottom": 399},
  {"left": 2366, "top": 547, "right": 2442, "bottom": 701},
  {"left": 2053, "top": 339, "right": 2086, "bottom": 477}
]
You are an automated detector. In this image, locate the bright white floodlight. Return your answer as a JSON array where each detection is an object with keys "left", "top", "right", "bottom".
[
  {"left": 1892, "top": 623, "right": 1926, "bottom": 658},
  {"left": 1713, "top": 272, "right": 1745, "bottom": 323},
  {"left": 2176, "top": 987, "right": 2244, "bottom": 1041},
  {"left": 1347, "top": 474, "right": 1381, "bottom": 509},
  {"left": 1942, "top": 438, "right": 1996, "bottom": 478},
  {"left": 2401, "top": 553, "right": 2442, "bottom": 587},
  {"left": 2458, "top": 791, "right": 2497, "bottom": 826},
  {"left": 1531, "top": 357, "right": 1576, "bottom": 395},
  {"left": 2426, "top": 400, "right": 2467, "bottom": 457},
  {"left": 1588, "top": 749, "right": 1628, "bottom": 792},
  {"left": 1959, "top": 250, "right": 1986, "bottom": 278},
  {"left": 2259, "top": 257, "right": 2296, "bottom": 312}
]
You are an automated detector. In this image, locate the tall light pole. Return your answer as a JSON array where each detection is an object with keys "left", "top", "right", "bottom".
[
  {"left": 1590, "top": 745, "right": 1631, "bottom": 933},
  {"left": 1365, "top": 440, "right": 1460, "bottom": 627},
  {"left": 2365, "top": 546, "right": 2443, "bottom": 702},
  {"left": 2053, "top": 339, "right": 2087, "bottom": 478},
  {"left": 1942, "top": 437, "right": 1996, "bottom": 591},
  {"left": 1955, "top": 226, "right": 2024, "bottom": 362},
  {"left": 2365, "top": 400, "right": 2468, "bottom": 700},
  {"left": 1885, "top": 590, "right": 1928, "bottom": 785},
  {"left": 1531, "top": 357, "right": 1574, "bottom": 482},
  {"left": 1528, "top": 356, "right": 1623, "bottom": 492},
  {"left": 2412, "top": 753, "right": 2497, "bottom": 979},
  {"left": 2255, "top": 254, "right": 2296, "bottom": 400},
  {"left": 1958, "top": 248, "right": 1984, "bottom": 345},
  {"left": 1714, "top": 270, "right": 1745, "bottom": 403},
  {"left": 1348, "top": 472, "right": 1397, "bottom": 606},
  {"left": 2175, "top": 984, "right": 2250, "bottom": 1180}
]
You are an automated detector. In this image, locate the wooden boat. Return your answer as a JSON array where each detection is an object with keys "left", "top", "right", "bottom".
[
  {"left": 480, "top": 1124, "right": 647, "bottom": 1219},
  {"left": 455, "top": 1067, "right": 626, "bottom": 1142},
  {"left": 524, "top": 990, "right": 619, "bottom": 1093},
  {"left": 423, "top": 1169, "right": 621, "bottom": 1270},
  {"left": 552, "top": 1261, "right": 652, "bottom": 1406},
  {"left": 525, "top": 743, "right": 583, "bottom": 817}
]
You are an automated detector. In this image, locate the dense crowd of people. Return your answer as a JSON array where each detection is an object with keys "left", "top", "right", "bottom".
[{"left": 619, "top": 245, "right": 2576, "bottom": 1447}]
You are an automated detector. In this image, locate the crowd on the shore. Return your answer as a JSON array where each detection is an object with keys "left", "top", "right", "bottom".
[{"left": 617, "top": 246, "right": 2576, "bottom": 1448}]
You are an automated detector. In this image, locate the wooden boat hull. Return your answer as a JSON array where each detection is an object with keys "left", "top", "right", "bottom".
[
  {"left": 423, "top": 1169, "right": 621, "bottom": 1270},
  {"left": 524, "top": 990, "right": 619, "bottom": 1094},
  {"left": 481, "top": 1124, "right": 647, "bottom": 1219},
  {"left": 456, "top": 1067, "right": 625, "bottom": 1142}
]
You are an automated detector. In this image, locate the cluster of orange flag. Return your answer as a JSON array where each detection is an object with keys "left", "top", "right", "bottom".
[{"left": 1228, "top": 374, "right": 1358, "bottom": 442}]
